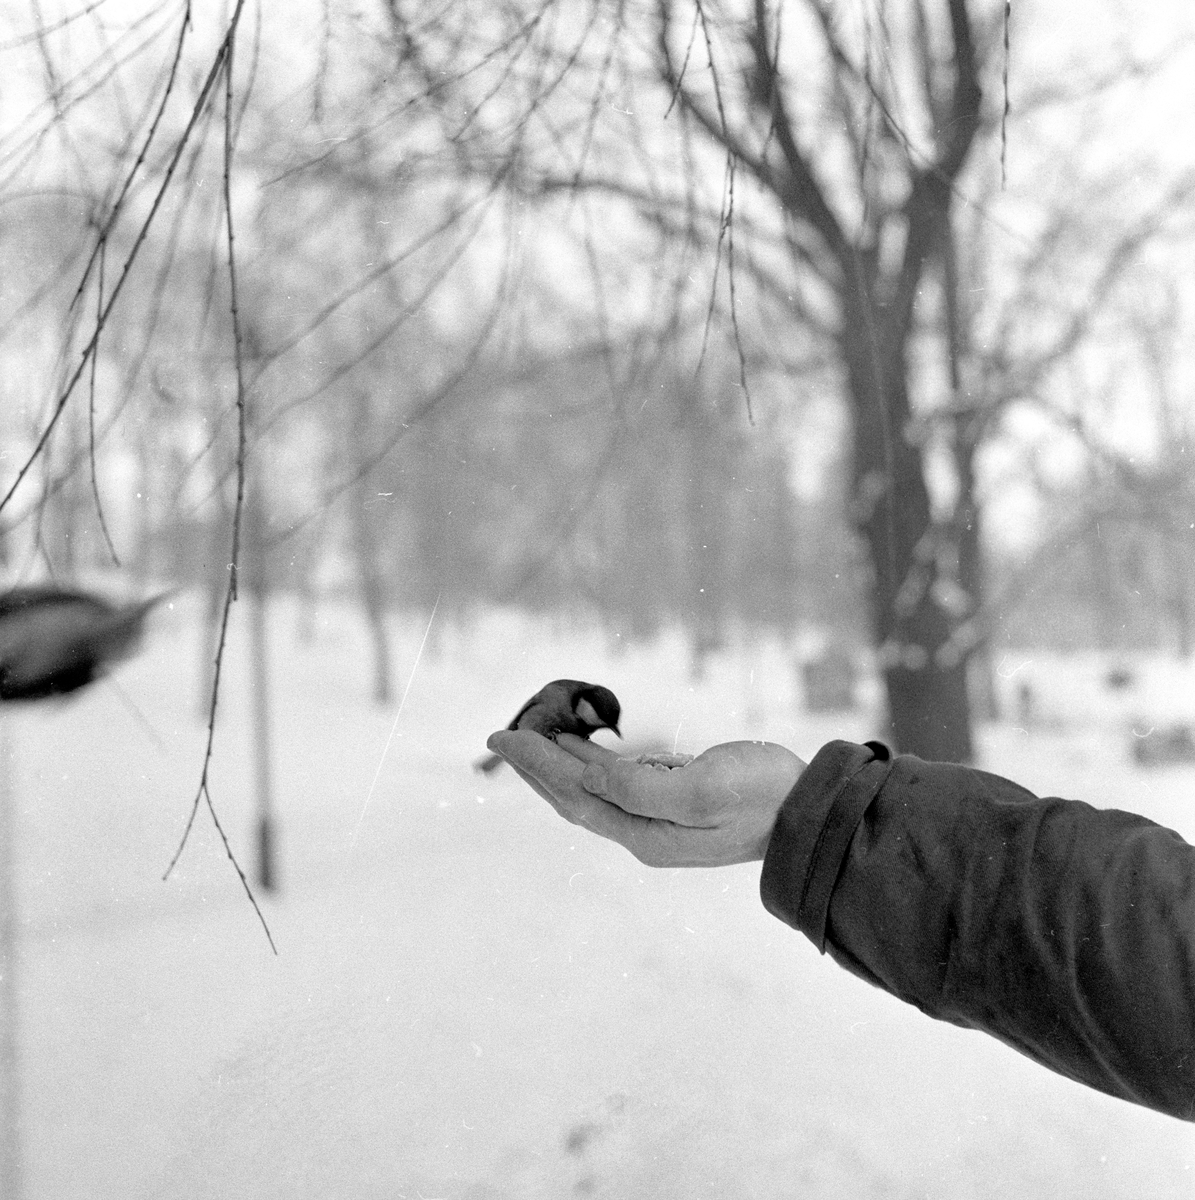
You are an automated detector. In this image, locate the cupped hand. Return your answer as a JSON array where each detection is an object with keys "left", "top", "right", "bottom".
[{"left": 484, "top": 730, "right": 806, "bottom": 867}]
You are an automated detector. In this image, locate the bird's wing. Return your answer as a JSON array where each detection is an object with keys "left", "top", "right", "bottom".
[
  {"left": 0, "top": 587, "right": 109, "bottom": 618},
  {"left": 506, "top": 694, "right": 540, "bottom": 730},
  {"left": 0, "top": 592, "right": 152, "bottom": 698},
  {"left": 0, "top": 600, "right": 111, "bottom": 666}
]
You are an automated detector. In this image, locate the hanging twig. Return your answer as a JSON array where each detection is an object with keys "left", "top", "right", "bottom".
[
  {"left": 723, "top": 156, "right": 755, "bottom": 424},
  {"left": 86, "top": 234, "right": 121, "bottom": 565},
  {"left": 0, "top": 2, "right": 206, "bottom": 518},
  {"left": 159, "top": 0, "right": 276, "bottom": 955},
  {"left": 662, "top": 2, "right": 700, "bottom": 120},
  {"left": 1001, "top": 1, "right": 1012, "bottom": 187},
  {"left": 0, "top": 0, "right": 109, "bottom": 52}
]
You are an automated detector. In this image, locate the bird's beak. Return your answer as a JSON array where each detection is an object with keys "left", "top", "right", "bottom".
[{"left": 612, "top": 724, "right": 622, "bottom": 738}]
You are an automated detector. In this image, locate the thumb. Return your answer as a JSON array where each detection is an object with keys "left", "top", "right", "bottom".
[{"left": 581, "top": 764, "right": 608, "bottom": 797}]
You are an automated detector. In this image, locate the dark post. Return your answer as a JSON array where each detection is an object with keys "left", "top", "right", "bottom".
[{"left": 246, "top": 485, "right": 277, "bottom": 893}]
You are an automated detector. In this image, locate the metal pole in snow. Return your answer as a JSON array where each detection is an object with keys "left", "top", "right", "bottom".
[
  {"left": 250, "top": 584, "right": 276, "bottom": 893},
  {"left": 0, "top": 717, "right": 22, "bottom": 1199},
  {"left": 246, "top": 480, "right": 277, "bottom": 895}
]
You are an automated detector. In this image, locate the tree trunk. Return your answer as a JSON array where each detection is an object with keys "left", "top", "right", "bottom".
[
  {"left": 683, "top": 393, "right": 725, "bottom": 679},
  {"left": 943, "top": 229, "right": 999, "bottom": 722},
  {"left": 880, "top": 609, "right": 974, "bottom": 762},
  {"left": 1169, "top": 532, "right": 1193, "bottom": 658},
  {"left": 347, "top": 392, "right": 393, "bottom": 706},
  {"left": 842, "top": 288, "right": 974, "bottom": 763},
  {"left": 352, "top": 496, "right": 394, "bottom": 706}
]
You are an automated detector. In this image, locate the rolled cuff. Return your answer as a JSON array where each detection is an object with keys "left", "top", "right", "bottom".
[{"left": 760, "top": 739, "right": 894, "bottom": 950}]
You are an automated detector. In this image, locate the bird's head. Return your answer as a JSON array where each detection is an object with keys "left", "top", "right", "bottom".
[{"left": 573, "top": 684, "right": 621, "bottom": 738}]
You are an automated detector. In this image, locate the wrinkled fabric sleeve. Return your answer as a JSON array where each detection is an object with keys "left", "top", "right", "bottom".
[{"left": 760, "top": 740, "right": 1195, "bottom": 1122}]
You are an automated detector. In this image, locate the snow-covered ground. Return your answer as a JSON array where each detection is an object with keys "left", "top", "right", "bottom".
[{"left": 4, "top": 597, "right": 1194, "bottom": 1198}]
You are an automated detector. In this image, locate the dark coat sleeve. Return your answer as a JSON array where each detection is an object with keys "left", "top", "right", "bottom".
[{"left": 760, "top": 740, "right": 1195, "bottom": 1121}]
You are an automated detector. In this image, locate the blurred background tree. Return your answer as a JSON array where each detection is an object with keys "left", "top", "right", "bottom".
[{"left": 0, "top": 0, "right": 1193, "bottom": 762}]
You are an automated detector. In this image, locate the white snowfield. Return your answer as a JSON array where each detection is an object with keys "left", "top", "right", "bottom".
[{"left": 6, "top": 598, "right": 1193, "bottom": 1199}]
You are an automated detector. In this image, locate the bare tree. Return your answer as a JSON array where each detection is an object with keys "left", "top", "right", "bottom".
[
  {"left": 370, "top": 0, "right": 1195, "bottom": 758},
  {"left": 345, "top": 386, "right": 395, "bottom": 705},
  {"left": 371, "top": 0, "right": 996, "bottom": 757},
  {"left": 3, "top": 0, "right": 1192, "bottom": 856}
]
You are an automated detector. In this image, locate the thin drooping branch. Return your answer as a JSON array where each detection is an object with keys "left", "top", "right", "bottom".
[
  {"left": 695, "top": 151, "right": 733, "bottom": 373},
  {"left": 249, "top": 189, "right": 489, "bottom": 385},
  {"left": 0, "top": 0, "right": 111, "bottom": 52},
  {"left": 655, "top": 2, "right": 783, "bottom": 232},
  {"left": 1000, "top": 0, "right": 1011, "bottom": 185},
  {"left": 156, "top": 0, "right": 277, "bottom": 955},
  {"left": 254, "top": 190, "right": 500, "bottom": 434},
  {"left": 261, "top": 250, "right": 516, "bottom": 548},
  {"left": 0, "top": 3, "right": 175, "bottom": 196},
  {"left": 267, "top": 0, "right": 551, "bottom": 190},
  {"left": 0, "top": 1, "right": 211, "bottom": 517},
  {"left": 86, "top": 233, "right": 120, "bottom": 565},
  {"left": 977, "top": 169, "right": 1195, "bottom": 413}
]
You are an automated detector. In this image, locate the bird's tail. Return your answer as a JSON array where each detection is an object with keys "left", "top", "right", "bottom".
[
  {"left": 474, "top": 753, "right": 504, "bottom": 775},
  {"left": 93, "top": 590, "right": 173, "bottom": 662},
  {"left": 134, "top": 590, "right": 175, "bottom": 619}
]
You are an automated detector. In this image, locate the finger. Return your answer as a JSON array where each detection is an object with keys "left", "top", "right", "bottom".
[
  {"left": 554, "top": 734, "right": 624, "bottom": 765},
  {"left": 543, "top": 787, "right": 677, "bottom": 865},
  {"left": 576, "top": 753, "right": 706, "bottom": 824},
  {"left": 489, "top": 731, "right": 617, "bottom": 824},
  {"left": 486, "top": 728, "right": 529, "bottom": 760},
  {"left": 486, "top": 730, "right": 706, "bottom": 864},
  {"left": 508, "top": 753, "right": 675, "bottom": 857},
  {"left": 487, "top": 729, "right": 577, "bottom": 776}
]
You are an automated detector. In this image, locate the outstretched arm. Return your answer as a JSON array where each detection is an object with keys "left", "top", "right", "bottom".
[{"left": 487, "top": 732, "right": 1195, "bottom": 1122}]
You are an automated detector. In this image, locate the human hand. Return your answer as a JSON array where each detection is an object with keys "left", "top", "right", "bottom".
[{"left": 484, "top": 730, "right": 806, "bottom": 867}]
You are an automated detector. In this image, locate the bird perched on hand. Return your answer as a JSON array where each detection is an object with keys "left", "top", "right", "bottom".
[
  {"left": 0, "top": 584, "right": 167, "bottom": 702},
  {"left": 475, "top": 678, "right": 621, "bottom": 774}
]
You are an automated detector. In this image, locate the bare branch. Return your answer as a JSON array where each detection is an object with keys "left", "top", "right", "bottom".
[
  {"left": 744, "top": 0, "right": 849, "bottom": 261},
  {"left": 991, "top": 170, "right": 1195, "bottom": 405},
  {"left": 0, "top": 2, "right": 208, "bottom": 516},
  {"left": 86, "top": 235, "right": 120, "bottom": 565},
  {"left": 885, "top": 0, "right": 983, "bottom": 344},
  {"left": 154, "top": 0, "right": 277, "bottom": 954}
]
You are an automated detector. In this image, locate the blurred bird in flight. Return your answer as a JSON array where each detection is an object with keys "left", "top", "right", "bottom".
[{"left": 0, "top": 585, "right": 167, "bottom": 702}]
